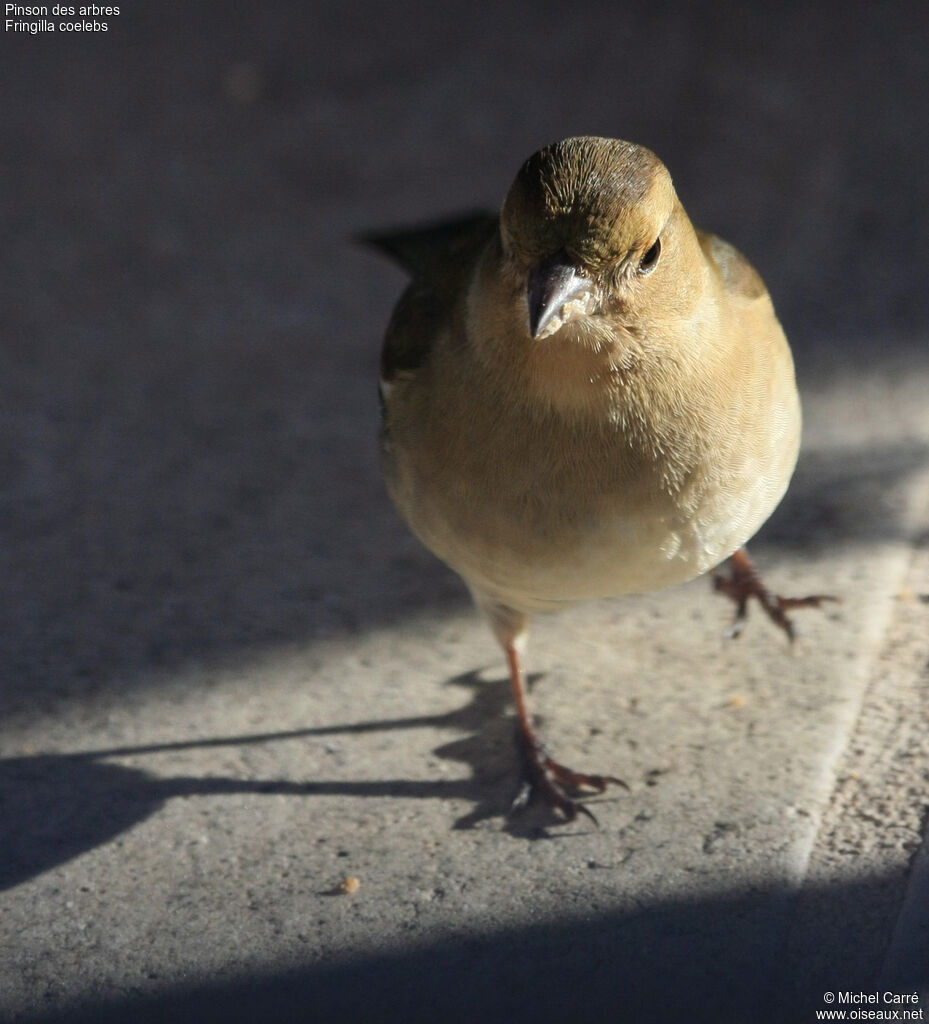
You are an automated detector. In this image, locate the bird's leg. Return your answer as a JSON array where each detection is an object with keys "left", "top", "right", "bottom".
[
  {"left": 504, "top": 639, "right": 627, "bottom": 826},
  {"left": 712, "top": 547, "right": 837, "bottom": 642},
  {"left": 472, "top": 592, "right": 626, "bottom": 824}
]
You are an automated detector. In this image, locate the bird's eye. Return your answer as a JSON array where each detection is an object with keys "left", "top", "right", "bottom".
[{"left": 638, "top": 237, "right": 661, "bottom": 274}]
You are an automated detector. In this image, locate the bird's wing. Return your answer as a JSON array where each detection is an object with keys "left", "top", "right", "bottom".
[
  {"left": 697, "top": 230, "right": 767, "bottom": 302},
  {"left": 361, "top": 213, "right": 498, "bottom": 380},
  {"left": 359, "top": 212, "right": 496, "bottom": 282}
]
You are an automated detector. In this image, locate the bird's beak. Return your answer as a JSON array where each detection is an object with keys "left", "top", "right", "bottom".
[{"left": 527, "top": 252, "right": 595, "bottom": 340}]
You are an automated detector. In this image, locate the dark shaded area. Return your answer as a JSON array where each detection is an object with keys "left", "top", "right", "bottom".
[{"left": 19, "top": 873, "right": 929, "bottom": 1024}]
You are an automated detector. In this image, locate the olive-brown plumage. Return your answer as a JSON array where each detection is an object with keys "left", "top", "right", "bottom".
[{"left": 372, "top": 137, "right": 824, "bottom": 822}]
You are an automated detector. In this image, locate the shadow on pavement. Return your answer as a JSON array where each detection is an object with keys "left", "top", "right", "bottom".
[
  {"left": 18, "top": 871, "right": 929, "bottom": 1024},
  {"left": 1, "top": 671, "right": 561, "bottom": 892}
]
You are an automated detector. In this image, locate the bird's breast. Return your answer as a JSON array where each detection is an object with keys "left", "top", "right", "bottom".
[{"left": 385, "top": 368, "right": 798, "bottom": 612}]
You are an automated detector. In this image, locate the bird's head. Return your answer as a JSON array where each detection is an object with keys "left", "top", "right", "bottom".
[{"left": 499, "top": 137, "right": 686, "bottom": 341}]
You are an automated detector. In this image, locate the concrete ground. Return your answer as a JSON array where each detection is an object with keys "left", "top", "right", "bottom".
[{"left": 2, "top": 2, "right": 929, "bottom": 1021}]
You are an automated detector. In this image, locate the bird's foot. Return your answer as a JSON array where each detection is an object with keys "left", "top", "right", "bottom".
[
  {"left": 511, "top": 728, "right": 628, "bottom": 826},
  {"left": 712, "top": 548, "right": 837, "bottom": 642}
]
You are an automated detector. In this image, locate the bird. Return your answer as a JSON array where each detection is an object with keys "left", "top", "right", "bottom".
[{"left": 368, "top": 136, "right": 831, "bottom": 823}]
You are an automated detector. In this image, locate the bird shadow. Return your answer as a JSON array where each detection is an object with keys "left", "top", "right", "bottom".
[
  {"left": 6, "top": 435, "right": 928, "bottom": 892},
  {"left": 0, "top": 670, "right": 583, "bottom": 893}
]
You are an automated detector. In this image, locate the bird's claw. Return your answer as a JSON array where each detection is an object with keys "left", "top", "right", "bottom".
[
  {"left": 713, "top": 553, "right": 837, "bottom": 642},
  {"left": 511, "top": 729, "right": 628, "bottom": 825}
]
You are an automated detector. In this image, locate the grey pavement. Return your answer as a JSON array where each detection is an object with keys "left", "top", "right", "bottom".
[{"left": 2, "top": 3, "right": 929, "bottom": 1022}]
